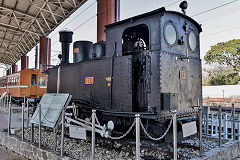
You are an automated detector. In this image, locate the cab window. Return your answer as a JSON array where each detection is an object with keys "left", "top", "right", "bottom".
[
  {"left": 31, "top": 74, "right": 37, "bottom": 85},
  {"left": 122, "top": 24, "right": 149, "bottom": 55},
  {"left": 164, "top": 21, "right": 177, "bottom": 46},
  {"left": 39, "top": 76, "right": 45, "bottom": 86}
]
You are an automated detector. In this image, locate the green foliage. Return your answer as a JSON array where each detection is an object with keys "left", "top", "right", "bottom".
[
  {"left": 204, "top": 39, "right": 240, "bottom": 71},
  {"left": 203, "top": 67, "right": 240, "bottom": 86}
]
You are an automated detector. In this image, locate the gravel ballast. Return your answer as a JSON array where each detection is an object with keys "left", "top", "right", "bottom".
[{"left": 14, "top": 127, "right": 224, "bottom": 160}]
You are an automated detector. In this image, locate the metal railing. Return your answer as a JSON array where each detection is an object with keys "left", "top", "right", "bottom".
[
  {"left": 89, "top": 109, "right": 202, "bottom": 160},
  {"left": 90, "top": 110, "right": 177, "bottom": 160},
  {"left": 202, "top": 104, "right": 240, "bottom": 141},
  {"left": 7, "top": 100, "right": 202, "bottom": 160}
]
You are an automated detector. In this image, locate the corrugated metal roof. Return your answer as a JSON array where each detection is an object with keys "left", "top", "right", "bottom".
[{"left": 0, "top": 0, "right": 87, "bottom": 64}]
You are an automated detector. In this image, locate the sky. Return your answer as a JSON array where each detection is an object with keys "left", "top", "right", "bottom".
[{"left": 3, "top": 0, "right": 240, "bottom": 75}]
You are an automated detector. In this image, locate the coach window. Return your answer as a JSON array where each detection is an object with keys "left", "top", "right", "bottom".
[
  {"left": 31, "top": 74, "right": 37, "bottom": 85},
  {"left": 16, "top": 77, "right": 19, "bottom": 85},
  {"left": 122, "top": 24, "right": 149, "bottom": 55},
  {"left": 39, "top": 76, "right": 45, "bottom": 86},
  {"left": 14, "top": 77, "right": 17, "bottom": 85}
]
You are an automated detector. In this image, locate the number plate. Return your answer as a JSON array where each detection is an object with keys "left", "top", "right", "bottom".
[
  {"left": 85, "top": 77, "right": 94, "bottom": 84},
  {"left": 73, "top": 48, "right": 79, "bottom": 54},
  {"left": 179, "top": 71, "right": 188, "bottom": 79}
]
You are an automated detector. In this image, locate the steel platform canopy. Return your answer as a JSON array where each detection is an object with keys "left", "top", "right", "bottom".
[{"left": 0, "top": 0, "right": 87, "bottom": 65}]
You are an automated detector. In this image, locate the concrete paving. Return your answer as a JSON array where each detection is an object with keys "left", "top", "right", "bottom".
[
  {"left": 0, "top": 145, "right": 28, "bottom": 160},
  {"left": 0, "top": 104, "right": 29, "bottom": 131},
  {"left": 0, "top": 111, "right": 8, "bottom": 130},
  {"left": 0, "top": 105, "right": 29, "bottom": 160}
]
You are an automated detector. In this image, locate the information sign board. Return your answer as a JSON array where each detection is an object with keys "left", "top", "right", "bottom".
[
  {"left": 69, "top": 126, "right": 87, "bottom": 140},
  {"left": 182, "top": 121, "right": 197, "bottom": 138},
  {"left": 30, "top": 93, "right": 71, "bottom": 128}
]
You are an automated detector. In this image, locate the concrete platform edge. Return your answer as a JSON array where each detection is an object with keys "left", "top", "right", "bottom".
[
  {"left": 192, "top": 140, "right": 240, "bottom": 160},
  {"left": 0, "top": 131, "right": 72, "bottom": 160}
]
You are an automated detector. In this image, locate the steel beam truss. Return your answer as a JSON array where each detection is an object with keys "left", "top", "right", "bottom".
[{"left": 0, "top": 0, "right": 87, "bottom": 64}]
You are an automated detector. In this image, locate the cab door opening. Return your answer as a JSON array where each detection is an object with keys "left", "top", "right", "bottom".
[{"left": 122, "top": 24, "right": 150, "bottom": 112}]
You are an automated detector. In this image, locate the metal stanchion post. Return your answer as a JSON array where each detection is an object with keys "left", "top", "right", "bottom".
[
  {"left": 218, "top": 105, "right": 222, "bottom": 147},
  {"left": 23, "top": 95, "right": 26, "bottom": 108},
  {"left": 1, "top": 94, "right": 2, "bottom": 106},
  {"left": 31, "top": 123, "right": 34, "bottom": 143},
  {"left": 232, "top": 103, "right": 235, "bottom": 140},
  {"left": 61, "top": 109, "right": 65, "bottom": 157},
  {"left": 6, "top": 94, "right": 9, "bottom": 109},
  {"left": 27, "top": 99, "right": 29, "bottom": 127},
  {"left": 4, "top": 94, "right": 6, "bottom": 108},
  {"left": 53, "top": 128, "right": 57, "bottom": 151},
  {"left": 38, "top": 104, "right": 41, "bottom": 148},
  {"left": 9, "top": 95, "right": 11, "bottom": 106},
  {"left": 172, "top": 110, "right": 177, "bottom": 160},
  {"left": 57, "top": 66, "right": 61, "bottom": 94},
  {"left": 22, "top": 103, "right": 24, "bottom": 141},
  {"left": 8, "top": 101, "right": 11, "bottom": 135},
  {"left": 30, "top": 99, "right": 34, "bottom": 143},
  {"left": 91, "top": 110, "right": 96, "bottom": 160},
  {"left": 135, "top": 114, "right": 140, "bottom": 160},
  {"left": 205, "top": 106, "right": 209, "bottom": 135},
  {"left": 199, "top": 106, "right": 203, "bottom": 157}
]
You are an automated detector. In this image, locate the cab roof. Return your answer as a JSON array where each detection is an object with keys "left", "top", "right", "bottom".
[{"left": 105, "top": 7, "right": 202, "bottom": 32}]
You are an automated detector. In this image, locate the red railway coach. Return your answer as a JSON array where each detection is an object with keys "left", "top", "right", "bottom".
[{"left": 0, "top": 68, "right": 47, "bottom": 101}]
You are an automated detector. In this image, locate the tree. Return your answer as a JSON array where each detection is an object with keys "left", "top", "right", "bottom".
[
  {"left": 202, "top": 66, "right": 240, "bottom": 86},
  {"left": 204, "top": 39, "right": 240, "bottom": 71}
]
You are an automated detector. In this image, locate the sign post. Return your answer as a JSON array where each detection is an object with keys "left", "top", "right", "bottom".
[{"left": 91, "top": 110, "right": 96, "bottom": 160}]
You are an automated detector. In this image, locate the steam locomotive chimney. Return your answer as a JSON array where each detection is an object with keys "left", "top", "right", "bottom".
[{"left": 59, "top": 30, "right": 73, "bottom": 64}]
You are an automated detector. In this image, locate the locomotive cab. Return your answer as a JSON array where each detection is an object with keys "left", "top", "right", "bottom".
[
  {"left": 104, "top": 7, "right": 202, "bottom": 115},
  {"left": 47, "top": 6, "right": 202, "bottom": 120}
]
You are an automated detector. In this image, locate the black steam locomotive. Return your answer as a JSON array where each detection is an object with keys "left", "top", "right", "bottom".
[{"left": 47, "top": 5, "right": 202, "bottom": 135}]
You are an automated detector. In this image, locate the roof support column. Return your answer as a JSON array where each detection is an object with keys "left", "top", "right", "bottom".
[
  {"left": 11, "top": 64, "right": 18, "bottom": 73},
  {"left": 21, "top": 55, "right": 29, "bottom": 70},
  {"left": 97, "top": 0, "right": 120, "bottom": 42},
  {"left": 35, "top": 46, "right": 38, "bottom": 69},
  {"left": 40, "top": 37, "right": 51, "bottom": 71}
]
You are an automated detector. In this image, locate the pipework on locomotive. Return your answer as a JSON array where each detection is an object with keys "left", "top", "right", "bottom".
[{"left": 47, "top": 5, "right": 202, "bottom": 135}]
